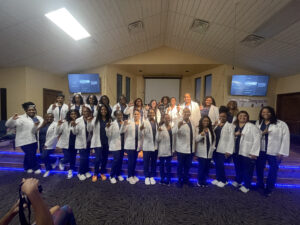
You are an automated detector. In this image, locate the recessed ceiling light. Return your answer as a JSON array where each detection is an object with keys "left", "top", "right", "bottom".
[
  {"left": 45, "top": 8, "right": 91, "bottom": 41},
  {"left": 190, "top": 19, "right": 209, "bottom": 34}
]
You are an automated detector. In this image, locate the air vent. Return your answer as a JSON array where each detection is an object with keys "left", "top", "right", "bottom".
[
  {"left": 190, "top": 19, "right": 209, "bottom": 34},
  {"left": 241, "top": 34, "right": 265, "bottom": 47},
  {"left": 128, "top": 20, "right": 144, "bottom": 34}
]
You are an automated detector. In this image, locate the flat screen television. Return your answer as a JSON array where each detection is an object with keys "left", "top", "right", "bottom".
[
  {"left": 230, "top": 75, "right": 269, "bottom": 96},
  {"left": 68, "top": 74, "right": 100, "bottom": 93}
]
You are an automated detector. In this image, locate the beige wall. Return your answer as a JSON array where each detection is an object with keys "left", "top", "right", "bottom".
[
  {"left": 185, "top": 65, "right": 278, "bottom": 120},
  {"left": 0, "top": 67, "right": 26, "bottom": 116},
  {"left": 0, "top": 67, "right": 68, "bottom": 117},
  {"left": 84, "top": 65, "right": 138, "bottom": 104},
  {"left": 276, "top": 73, "right": 300, "bottom": 94}
]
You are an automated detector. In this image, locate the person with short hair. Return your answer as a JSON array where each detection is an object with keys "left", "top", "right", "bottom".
[
  {"left": 47, "top": 94, "right": 69, "bottom": 122},
  {"left": 111, "top": 95, "right": 128, "bottom": 120},
  {"left": 200, "top": 96, "right": 219, "bottom": 126},
  {"left": 180, "top": 93, "right": 200, "bottom": 127},
  {"left": 85, "top": 95, "right": 98, "bottom": 117},
  {"left": 5, "top": 102, "right": 43, "bottom": 174}
]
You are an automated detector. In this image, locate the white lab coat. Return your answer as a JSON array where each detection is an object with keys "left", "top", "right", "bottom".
[
  {"left": 195, "top": 129, "right": 216, "bottom": 159},
  {"left": 40, "top": 122, "right": 58, "bottom": 150},
  {"left": 168, "top": 106, "right": 180, "bottom": 127},
  {"left": 84, "top": 104, "right": 98, "bottom": 117},
  {"left": 47, "top": 103, "right": 69, "bottom": 122},
  {"left": 56, "top": 121, "right": 75, "bottom": 149},
  {"left": 214, "top": 122, "right": 235, "bottom": 154},
  {"left": 5, "top": 114, "right": 44, "bottom": 147},
  {"left": 86, "top": 117, "right": 106, "bottom": 149},
  {"left": 105, "top": 120, "right": 123, "bottom": 151},
  {"left": 123, "top": 106, "right": 147, "bottom": 121},
  {"left": 255, "top": 120, "right": 290, "bottom": 157},
  {"left": 208, "top": 105, "right": 219, "bottom": 125},
  {"left": 180, "top": 101, "right": 201, "bottom": 127},
  {"left": 73, "top": 117, "right": 92, "bottom": 149},
  {"left": 120, "top": 120, "right": 142, "bottom": 151},
  {"left": 111, "top": 103, "right": 128, "bottom": 119},
  {"left": 173, "top": 120, "right": 196, "bottom": 154},
  {"left": 140, "top": 119, "right": 158, "bottom": 151},
  {"left": 156, "top": 124, "right": 174, "bottom": 157},
  {"left": 70, "top": 104, "right": 83, "bottom": 115},
  {"left": 235, "top": 122, "right": 261, "bottom": 158}
]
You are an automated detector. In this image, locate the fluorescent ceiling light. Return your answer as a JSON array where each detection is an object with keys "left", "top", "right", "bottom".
[{"left": 45, "top": 8, "right": 90, "bottom": 41}]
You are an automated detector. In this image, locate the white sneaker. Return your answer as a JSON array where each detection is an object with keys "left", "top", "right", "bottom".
[
  {"left": 51, "top": 158, "right": 59, "bottom": 169},
  {"left": 133, "top": 176, "right": 139, "bottom": 183},
  {"left": 43, "top": 170, "right": 50, "bottom": 178},
  {"left": 77, "top": 174, "right": 86, "bottom": 181},
  {"left": 211, "top": 179, "right": 219, "bottom": 185},
  {"left": 239, "top": 186, "right": 250, "bottom": 193},
  {"left": 232, "top": 181, "right": 240, "bottom": 188},
  {"left": 127, "top": 177, "right": 136, "bottom": 184},
  {"left": 34, "top": 169, "right": 41, "bottom": 174},
  {"left": 85, "top": 172, "right": 92, "bottom": 179},
  {"left": 150, "top": 177, "right": 156, "bottom": 185},
  {"left": 118, "top": 176, "right": 124, "bottom": 181},
  {"left": 67, "top": 170, "right": 73, "bottom": 179},
  {"left": 145, "top": 177, "right": 151, "bottom": 185},
  {"left": 216, "top": 181, "right": 228, "bottom": 188},
  {"left": 110, "top": 177, "right": 117, "bottom": 184},
  {"left": 27, "top": 169, "right": 33, "bottom": 174},
  {"left": 59, "top": 161, "right": 65, "bottom": 170}
]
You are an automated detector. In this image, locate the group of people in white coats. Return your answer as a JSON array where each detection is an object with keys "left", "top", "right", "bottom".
[{"left": 5, "top": 92, "right": 290, "bottom": 196}]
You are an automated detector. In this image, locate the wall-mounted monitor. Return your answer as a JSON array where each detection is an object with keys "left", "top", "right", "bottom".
[
  {"left": 68, "top": 74, "right": 100, "bottom": 93},
  {"left": 230, "top": 75, "right": 269, "bottom": 96}
]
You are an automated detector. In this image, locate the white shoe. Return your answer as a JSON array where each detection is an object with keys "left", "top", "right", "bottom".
[
  {"left": 51, "top": 158, "right": 59, "bottom": 169},
  {"left": 27, "top": 169, "right": 33, "bottom": 174},
  {"left": 85, "top": 172, "right": 92, "bottom": 179},
  {"left": 110, "top": 177, "right": 117, "bottom": 184},
  {"left": 239, "top": 186, "right": 250, "bottom": 193},
  {"left": 67, "top": 170, "right": 73, "bottom": 179},
  {"left": 232, "top": 181, "right": 240, "bottom": 188},
  {"left": 145, "top": 177, "right": 151, "bottom": 185},
  {"left": 77, "top": 174, "right": 86, "bottom": 181},
  {"left": 59, "top": 161, "right": 65, "bottom": 170},
  {"left": 34, "top": 169, "right": 41, "bottom": 174},
  {"left": 216, "top": 181, "right": 228, "bottom": 188},
  {"left": 128, "top": 177, "right": 136, "bottom": 184},
  {"left": 118, "top": 176, "right": 124, "bottom": 181},
  {"left": 133, "top": 176, "right": 139, "bottom": 183},
  {"left": 150, "top": 177, "right": 156, "bottom": 185},
  {"left": 43, "top": 170, "right": 50, "bottom": 178},
  {"left": 211, "top": 179, "right": 219, "bottom": 185}
]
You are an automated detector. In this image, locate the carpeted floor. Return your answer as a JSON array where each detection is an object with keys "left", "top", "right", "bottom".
[{"left": 0, "top": 171, "right": 300, "bottom": 225}]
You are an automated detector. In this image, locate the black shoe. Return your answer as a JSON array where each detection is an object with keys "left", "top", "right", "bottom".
[
  {"left": 176, "top": 182, "right": 183, "bottom": 188},
  {"left": 165, "top": 180, "right": 171, "bottom": 186},
  {"left": 186, "top": 181, "right": 194, "bottom": 187},
  {"left": 159, "top": 179, "right": 165, "bottom": 185},
  {"left": 255, "top": 183, "right": 265, "bottom": 190}
]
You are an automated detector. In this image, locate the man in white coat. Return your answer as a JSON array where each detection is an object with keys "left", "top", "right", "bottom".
[{"left": 180, "top": 93, "right": 201, "bottom": 127}]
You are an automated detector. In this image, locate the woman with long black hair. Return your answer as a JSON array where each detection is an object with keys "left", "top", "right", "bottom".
[
  {"left": 6, "top": 102, "right": 43, "bottom": 174},
  {"left": 200, "top": 96, "right": 219, "bottom": 126},
  {"left": 195, "top": 116, "right": 215, "bottom": 187},
  {"left": 149, "top": 99, "right": 161, "bottom": 124},
  {"left": 124, "top": 98, "right": 147, "bottom": 122},
  {"left": 70, "top": 93, "right": 84, "bottom": 115},
  {"left": 99, "top": 95, "right": 112, "bottom": 116},
  {"left": 255, "top": 106, "right": 290, "bottom": 196},
  {"left": 88, "top": 104, "right": 111, "bottom": 182},
  {"left": 56, "top": 109, "right": 80, "bottom": 179},
  {"left": 85, "top": 94, "right": 98, "bottom": 117}
]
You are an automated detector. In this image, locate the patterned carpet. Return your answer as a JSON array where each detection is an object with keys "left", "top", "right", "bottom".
[{"left": 0, "top": 171, "right": 300, "bottom": 225}]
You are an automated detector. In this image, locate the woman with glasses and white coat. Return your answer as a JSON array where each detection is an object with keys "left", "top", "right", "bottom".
[
  {"left": 255, "top": 106, "right": 290, "bottom": 196},
  {"left": 232, "top": 111, "right": 261, "bottom": 193}
]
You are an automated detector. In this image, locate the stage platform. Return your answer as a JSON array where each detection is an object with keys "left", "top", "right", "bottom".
[{"left": 0, "top": 143, "right": 300, "bottom": 187}]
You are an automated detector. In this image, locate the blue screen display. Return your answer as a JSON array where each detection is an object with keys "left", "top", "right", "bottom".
[
  {"left": 231, "top": 75, "right": 269, "bottom": 96},
  {"left": 68, "top": 74, "right": 100, "bottom": 93}
]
